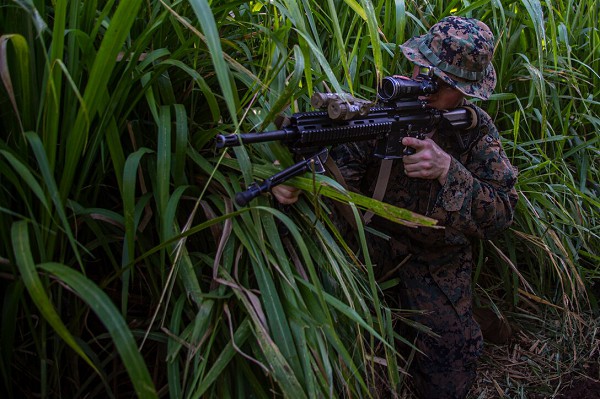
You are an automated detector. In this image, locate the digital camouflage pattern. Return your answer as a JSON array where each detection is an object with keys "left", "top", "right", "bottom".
[
  {"left": 400, "top": 16, "right": 497, "bottom": 100},
  {"left": 329, "top": 103, "right": 518, "bottom": 398}
]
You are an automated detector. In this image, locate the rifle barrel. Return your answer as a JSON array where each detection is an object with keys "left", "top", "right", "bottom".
[{"left": 215, "top": 129, "right": 297, "bottom": 148}]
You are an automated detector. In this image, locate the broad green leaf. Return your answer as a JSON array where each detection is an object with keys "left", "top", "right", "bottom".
[
  {"left": 37, "top": 261, "right": 158, "bottom": 398},
  {"left": 11, "top": 221, "right": 98, "bottom": 374}
]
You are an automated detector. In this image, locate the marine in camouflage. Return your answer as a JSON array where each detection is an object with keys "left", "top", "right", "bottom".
[
  {"left": 330, "top": 102, "right": 518, "bottom": 398},
  {"left": 326, "top": 17, "right": 518, "bottom": 398},
  {"left": 287, "top": 15, "right": 517, "bottom": 398}
]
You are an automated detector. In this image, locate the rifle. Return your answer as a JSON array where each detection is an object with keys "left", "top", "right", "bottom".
[{"left": 216, "top": 72, "right": 476, "bottom": 206}]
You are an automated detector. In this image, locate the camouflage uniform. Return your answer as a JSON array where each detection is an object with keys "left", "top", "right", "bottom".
[{"left": 330, "top": 17, "right": 518, "bottom": 399}]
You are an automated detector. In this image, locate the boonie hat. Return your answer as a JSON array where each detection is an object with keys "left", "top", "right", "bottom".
[{"left": 400, "top": 16, "right": 497, "bottom": 100}]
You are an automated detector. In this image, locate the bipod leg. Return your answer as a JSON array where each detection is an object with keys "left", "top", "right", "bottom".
[{"left": 234, "top": 149, "right": 328, "bottom": 206}]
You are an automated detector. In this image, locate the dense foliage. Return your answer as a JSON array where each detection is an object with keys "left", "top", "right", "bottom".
[{"left": 0, "top": 0, "right": 598, "bottom": 397}]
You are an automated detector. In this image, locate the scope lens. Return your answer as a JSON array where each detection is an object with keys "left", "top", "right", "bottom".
[
  {"left": 378, "top": 76, "right": 438, "bottom": 101},
  {"left": 380, "top": 78, "right": 398, "bottom": 100}
]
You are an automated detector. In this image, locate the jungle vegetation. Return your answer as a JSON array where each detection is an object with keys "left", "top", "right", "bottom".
[{"left": 0, "top": 0, "right": 598, "bottom": 397}]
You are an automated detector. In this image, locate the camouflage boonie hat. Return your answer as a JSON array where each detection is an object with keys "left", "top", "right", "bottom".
[{"left": 400, "top": 16, "right": 497, "bottom": 100}]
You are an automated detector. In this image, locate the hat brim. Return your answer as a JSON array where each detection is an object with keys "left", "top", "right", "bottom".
[{"left": 400, "top": 35, "right": 497, "bottom": 100}]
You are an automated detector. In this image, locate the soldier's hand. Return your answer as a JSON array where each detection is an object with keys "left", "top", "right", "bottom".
[
  {"left": 401, "top": 137, "right": 452, "bottom": 185},
  {"left": 271, "top": 184, "right": 301, "bottom": 205}
]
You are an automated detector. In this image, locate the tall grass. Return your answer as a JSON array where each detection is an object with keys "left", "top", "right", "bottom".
[
  {"left": 482, "top": 0, "right": 600, "bottom": 311},
  {"left": 0, "top": 0, "right": 598, "bottom": 397}
]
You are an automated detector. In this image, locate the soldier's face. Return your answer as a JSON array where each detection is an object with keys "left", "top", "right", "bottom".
[{"left": 413, "top": 66, "right": 465, "bottom": 110}]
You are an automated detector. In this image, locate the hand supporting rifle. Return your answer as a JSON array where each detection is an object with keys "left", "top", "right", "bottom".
[{"left": 231, "top": 148, "right": 328, "bottom": 206}]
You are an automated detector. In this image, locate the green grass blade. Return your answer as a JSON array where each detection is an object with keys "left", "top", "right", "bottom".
[
  {"left": 121, "top": 147, "right": 153, "bottom": 314},
  {"left": 0, "top": 34, "right": 31, "bottom": 133},
  {"left": 43, "top": 0, "right": 67, "bottom": 170},
  {"left": 0, "top": 149, "right": 51, "bottom": 213},
  {"left": 188, "top": 0, "right": 239, "bottom": 126},
  {"left": 157, "top": 105, "right": 172, "bottom": 241},
  {"left": 11, "top": 221, "right": 98, "bottom": 374},
  {"left": 173, "top": 104, "right": 188, "bottom": 187},
  {"left": 25, "top": 132, "right": 84, "bottom": 266}
]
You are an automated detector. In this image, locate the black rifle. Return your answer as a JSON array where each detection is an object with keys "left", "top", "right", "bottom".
[{"left": 216, "top": 73, "right": 476, "bottom": 206}]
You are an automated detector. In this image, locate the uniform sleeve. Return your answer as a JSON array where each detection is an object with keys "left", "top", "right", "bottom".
[{"left": 428, "top": 121, "right": 518, "bottom": 239}]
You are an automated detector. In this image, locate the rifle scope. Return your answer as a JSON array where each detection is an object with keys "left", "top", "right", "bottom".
[{"left": 378, "top": 76, "right": 438, "bottom": 101}]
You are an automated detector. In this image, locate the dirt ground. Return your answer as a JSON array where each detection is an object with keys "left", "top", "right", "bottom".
[
  {"left": 558, "top": 380, "right": 600, "bottom": 399},
  {"left": 469, "top": 318, "right": 600, "bottom": 399}
]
